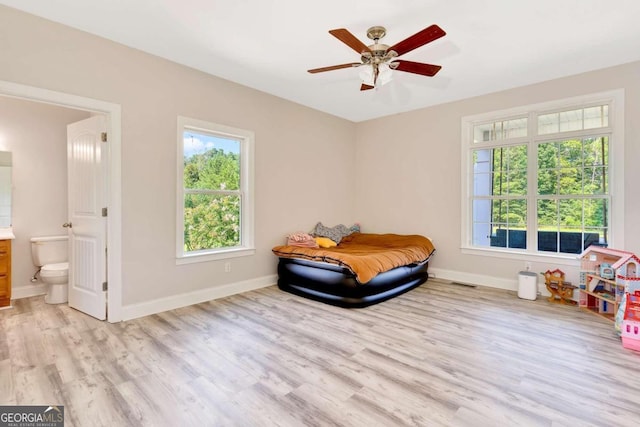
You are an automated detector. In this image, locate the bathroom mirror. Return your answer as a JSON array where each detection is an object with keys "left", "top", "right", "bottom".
[{"left": 0, "top": 151, "right": 11, "bottom": 228}]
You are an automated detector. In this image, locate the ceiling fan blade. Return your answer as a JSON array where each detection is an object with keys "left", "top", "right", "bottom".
[
  {"left": 308, "top": 63, "right": 360, "bottom": 73},
  {"left": 360, "top": 84, "right": 375, "bottom": 91},
  {"left": 329, "top": 29, "right": 372, "bottom": 54},
  {"left": 392, "top": 60, "right": 442, "bottom": 77},
  {"left": 387, "top": 25, "right": 446, "bottom": 57}
]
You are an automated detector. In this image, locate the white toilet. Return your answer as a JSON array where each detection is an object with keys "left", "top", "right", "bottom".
[{"left": 30, "top": 235, "right": 69, "bottom": 304}]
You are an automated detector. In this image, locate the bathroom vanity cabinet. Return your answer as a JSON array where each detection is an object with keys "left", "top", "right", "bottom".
[{"left": 0, "top": 239, "right": 11, "bottom": 307}]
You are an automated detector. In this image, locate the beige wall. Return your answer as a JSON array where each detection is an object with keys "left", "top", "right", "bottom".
[
  {"left": 355, "top": 61, "right": 640, "bottom": 288},
  {"left": 0, "top": 96, "right": 90, "bottom": 293},
  {"left": 0, "top": 6, "right": 356, "bottom": 306}
]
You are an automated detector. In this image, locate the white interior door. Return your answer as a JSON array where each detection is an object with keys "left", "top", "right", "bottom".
[{"left": 67, "top": 115, "right": 107, "bottom": 320}]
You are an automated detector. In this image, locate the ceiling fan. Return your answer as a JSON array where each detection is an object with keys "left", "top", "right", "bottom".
[{"left": 308, "top": 25, "right": 446, "bottom": 91}]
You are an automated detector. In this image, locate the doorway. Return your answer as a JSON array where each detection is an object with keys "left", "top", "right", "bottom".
[{"left": 0, "top": 80, "right": 122, "bottom": 322}]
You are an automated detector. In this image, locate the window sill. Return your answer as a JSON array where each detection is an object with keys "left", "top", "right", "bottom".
[
  {"left": 461, "top": 246, "right": 580, "bottom": 267},
  {"left": 176, "top": 247, "right": 255, "bottom": 265}
]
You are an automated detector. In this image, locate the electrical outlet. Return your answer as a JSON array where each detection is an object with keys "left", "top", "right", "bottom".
[
  {"left": 224, "top": 262, "right": 231, "bottom": 273},
  {"left": 525, "top": 261, "right": 532, "bottom": 271}
]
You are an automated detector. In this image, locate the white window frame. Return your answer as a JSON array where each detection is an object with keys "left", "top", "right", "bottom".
[
  {"left": 460, "top": 90, "right": 625, "bottom": 264},
  {"left": 176, "top": 116, "right": 255, "bottom": 264}
]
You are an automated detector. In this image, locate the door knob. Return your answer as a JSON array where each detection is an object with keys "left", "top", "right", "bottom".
[{"left": 63, "top": 222, "right": 72, "bottom": 228}]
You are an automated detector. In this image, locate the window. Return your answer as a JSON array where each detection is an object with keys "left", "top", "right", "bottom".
[
  {"left": 462, "top": 91, "right": 624, "bottom": 259},
  {"left": 536, "top": 136, "right": 609, "bottom": 253},
  {"left": 176, "top": 116, "right": 254, "bottom": 263}
]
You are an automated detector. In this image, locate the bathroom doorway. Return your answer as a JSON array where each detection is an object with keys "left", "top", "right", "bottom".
[{"left": 0, "top": 80, "right": 122, "bottom": 321}]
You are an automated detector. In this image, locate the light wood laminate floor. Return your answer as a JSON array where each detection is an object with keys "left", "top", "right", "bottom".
[{"left": 1, "top": 280, "right": 639, "bottom": 426}]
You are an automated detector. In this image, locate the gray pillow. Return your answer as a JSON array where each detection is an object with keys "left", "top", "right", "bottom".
[{"left": 311, "top": 222, "right": 352, "bottom": 244}]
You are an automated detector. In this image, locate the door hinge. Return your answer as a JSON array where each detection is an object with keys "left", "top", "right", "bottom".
[
  {"left": 102, "top": 207, "right": 108, "bottom": 217},
  {"left": 102, "top": 281, "right": 108, "bottom": 291},
  {"left": 101, "top": 132, "right": 108, "bottom": 142}
]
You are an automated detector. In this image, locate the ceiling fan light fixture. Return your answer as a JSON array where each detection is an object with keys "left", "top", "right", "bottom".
[
  {"left": 359, "top": 63, "right": 393, "bottom": 88},
  {"left": 378, "top": 63, "right": 393, "bottom": 86}
]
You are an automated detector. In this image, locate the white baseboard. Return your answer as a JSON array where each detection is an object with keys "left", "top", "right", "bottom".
[
  {"left": 428, "top": 267, "right": 550, "bottom": 297},
  {"left": 121, "top": 274, "right": 277, "bottom": 321},
  {"left": 11, "top": 283, "right": 47, "bottom": 299},
  {"left": 13, "top": 269, "right": 552, "bottom": 315}
]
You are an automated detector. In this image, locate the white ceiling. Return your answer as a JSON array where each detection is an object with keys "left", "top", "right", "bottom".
[{"left": 3, "top": 0, "right": 640, "bottom": 122}]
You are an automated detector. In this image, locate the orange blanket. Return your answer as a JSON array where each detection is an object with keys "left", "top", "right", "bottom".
[{"left": 272, "top": 233, "right": 435, "bottom": 284}]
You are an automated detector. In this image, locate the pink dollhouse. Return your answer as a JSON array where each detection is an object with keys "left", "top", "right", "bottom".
[
  {"left": 621, "top": 292, "right": 640, "bottom": 351},
  {"left": 579, "top": 247, "right": 638, "bottom": 320},
  {"left": 579, "top": 246, "right": 640, "bottom": 350}
]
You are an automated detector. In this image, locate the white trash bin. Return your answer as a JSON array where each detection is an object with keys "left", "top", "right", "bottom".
[{"left": 518, "top": 271, "right": 538, "bottom": 300}]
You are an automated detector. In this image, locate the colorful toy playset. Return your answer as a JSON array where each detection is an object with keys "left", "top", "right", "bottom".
[{"left": 578, "top": 246, "right": 640, "bottom": 351}]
